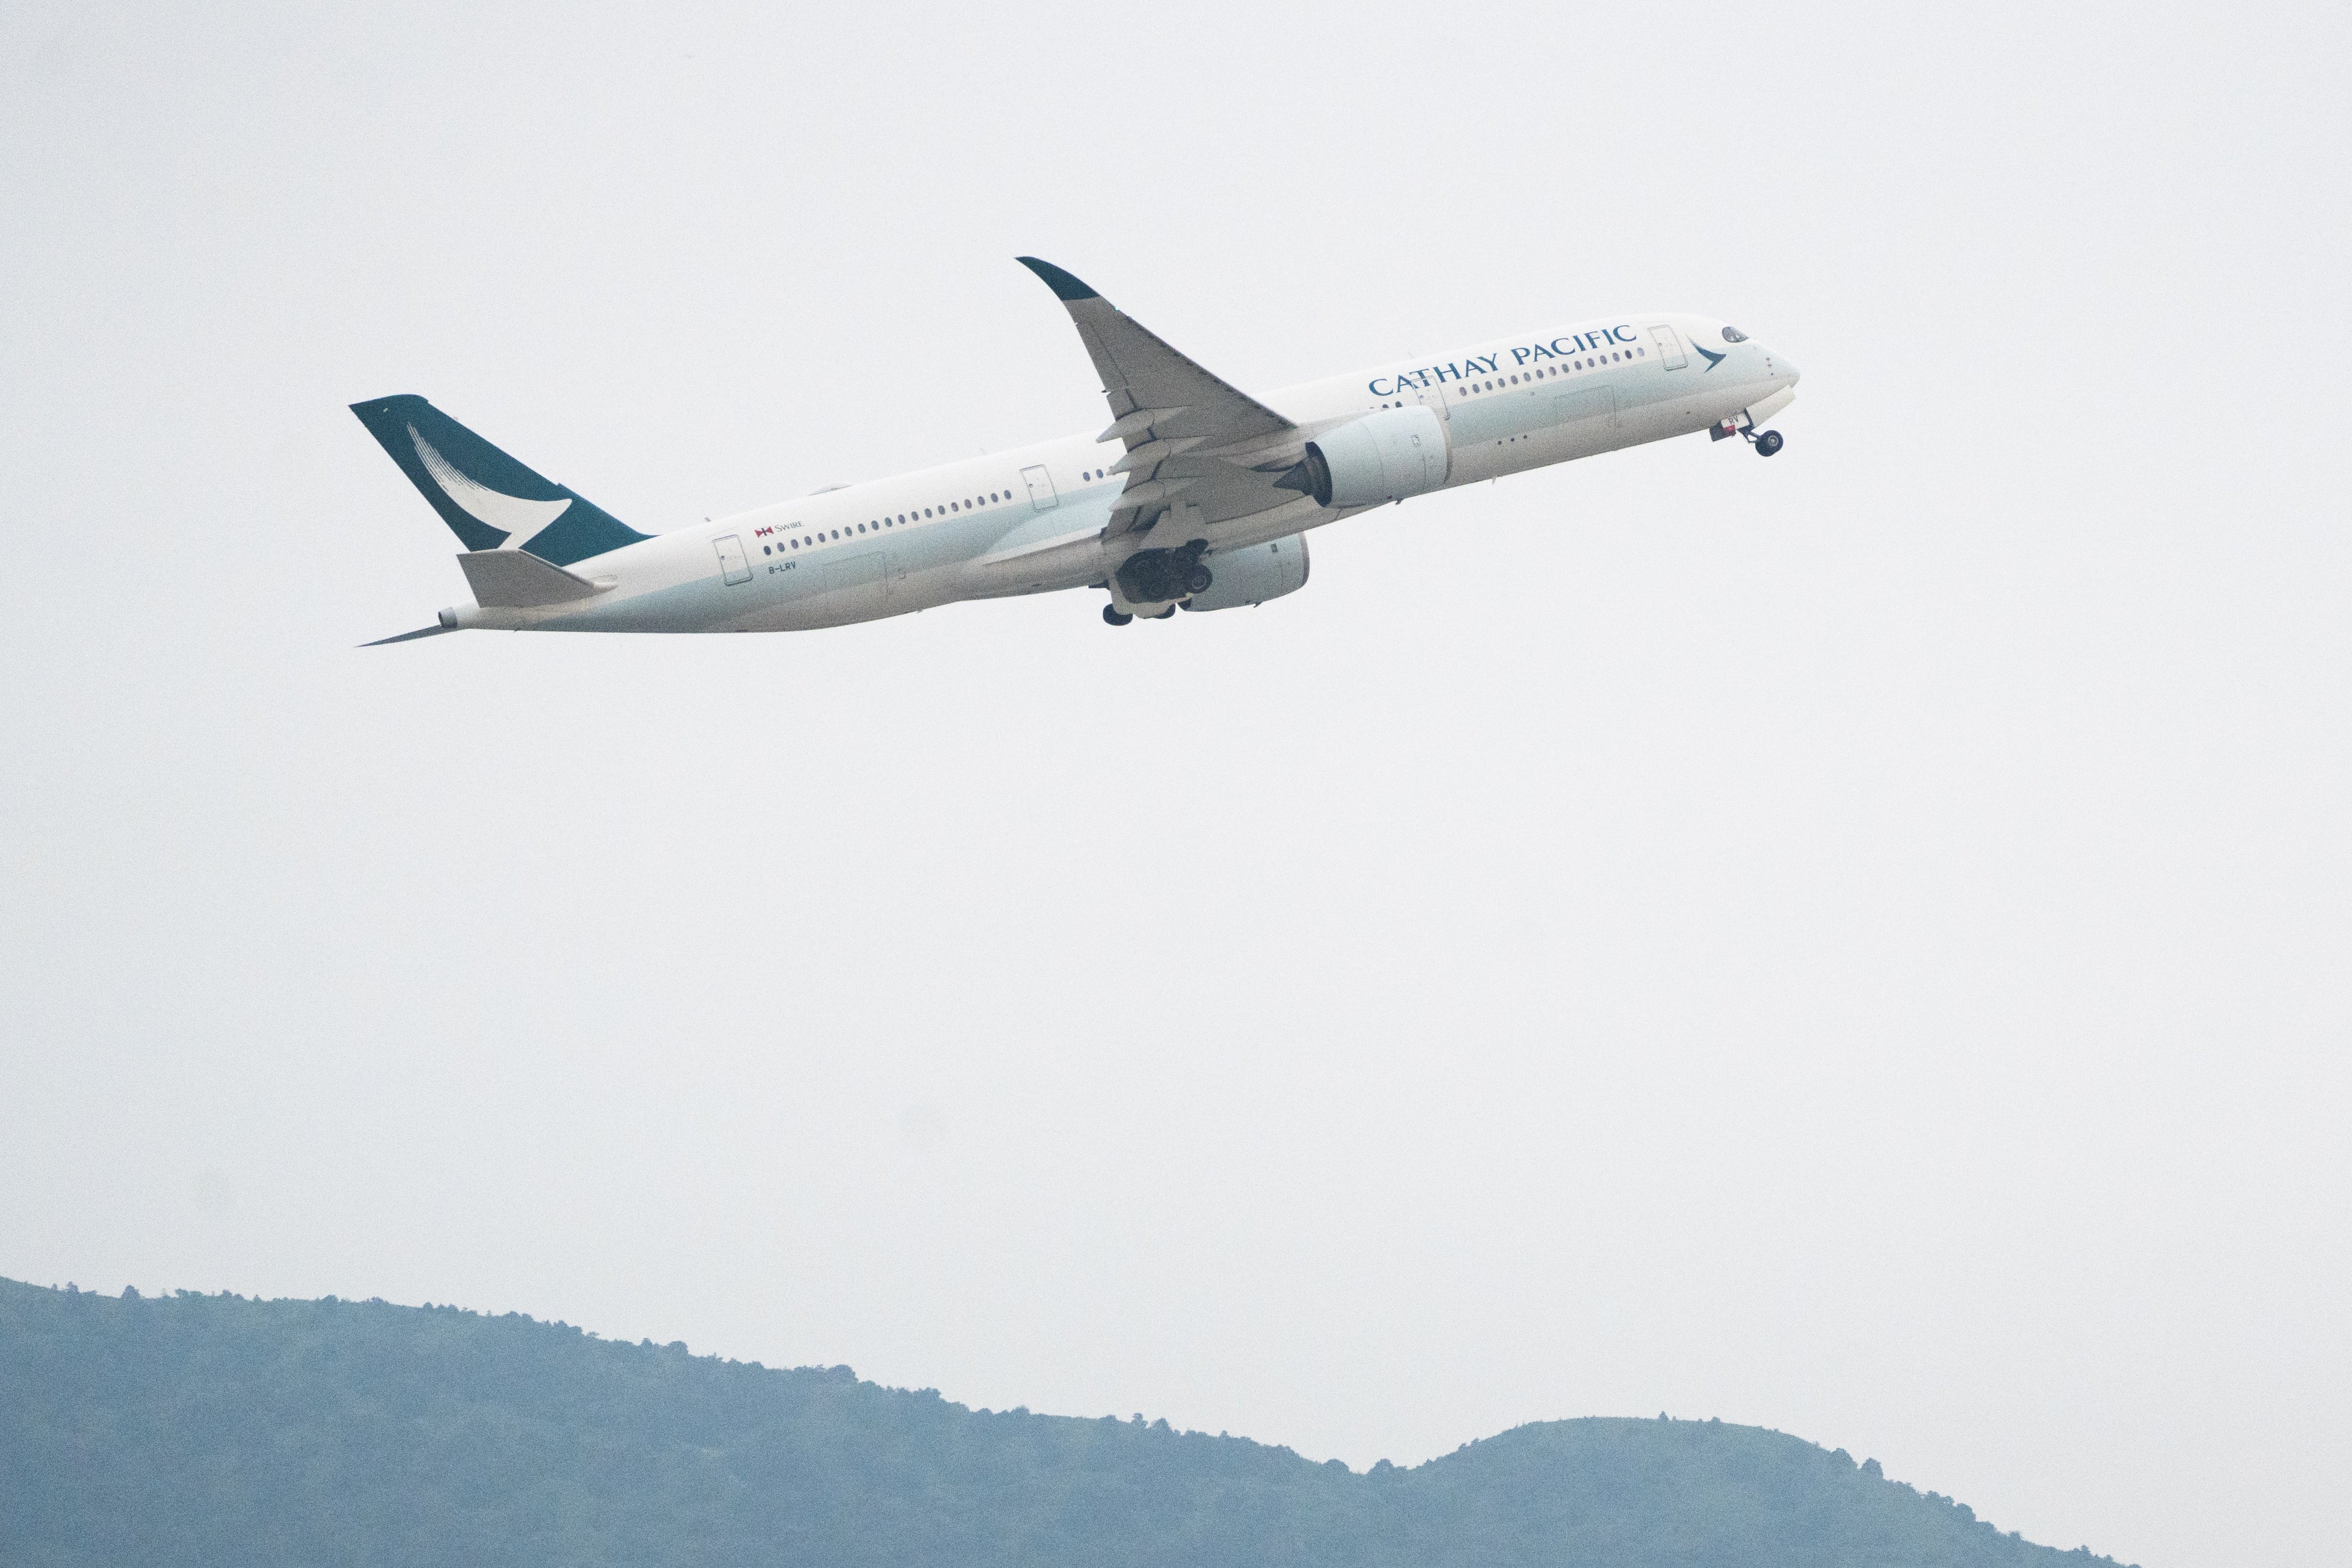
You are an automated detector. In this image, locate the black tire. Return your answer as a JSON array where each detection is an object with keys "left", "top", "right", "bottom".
[
  {"left": 1153, "top": 605, "right": 1176, "bottom": 619},
  {"left": 1185, "top": 565, "right": 1213, "bottom": 595},
  {"left": 1755, "top": 429, "right": 1784, "bottom": 457},
  {"left": 1102, "top": 605, "right": 1133, "bottom": 626}
]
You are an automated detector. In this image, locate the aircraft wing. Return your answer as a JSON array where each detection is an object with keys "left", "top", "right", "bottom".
[{"left": 1017, "top": 257, "right": 1311, "bottom": 542}]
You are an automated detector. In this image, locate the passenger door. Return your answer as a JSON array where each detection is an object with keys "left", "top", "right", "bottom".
[
  {"left": 712, "top": 533, "right": 752, "bottom": 585},
  {"left": 1648, "top": 324, "right": 1689, "bottom": 370},
  {"left": 1021, "top": 464, "right": 1059, "bottom": 512}
]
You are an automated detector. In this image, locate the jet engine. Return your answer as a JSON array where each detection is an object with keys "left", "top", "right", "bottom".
[
  {"left": 1291, "top": 405, "right": 1450, "bottom": 508},
  {"left": 1180, "top": 535, "right": 1310, "bottom": 612}
]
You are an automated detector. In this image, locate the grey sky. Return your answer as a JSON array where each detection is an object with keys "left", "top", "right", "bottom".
[{"left": 2, "top": 4, "right": 2345, "bottom": 1565}]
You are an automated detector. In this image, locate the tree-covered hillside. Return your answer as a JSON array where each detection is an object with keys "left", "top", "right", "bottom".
[{"left": 0, "top": 1278, "right": 2131, "bottom": 1568}]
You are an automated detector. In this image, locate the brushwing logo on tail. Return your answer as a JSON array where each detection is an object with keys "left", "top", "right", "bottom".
[{"left": 408, "top": 426, "right": 570, "bottom": 547}]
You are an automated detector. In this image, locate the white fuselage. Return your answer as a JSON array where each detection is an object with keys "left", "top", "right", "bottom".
[{"left": 447, "top": 312, "right": 1796, "bottom": 634}]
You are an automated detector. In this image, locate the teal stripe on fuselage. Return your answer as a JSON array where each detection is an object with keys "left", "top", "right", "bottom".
[
  {"left": 538, "top": 472, "right": 1130, "bottom": 632},
  {"left": 1447, "top": 361, "right": 1657, "bottom": 448}
]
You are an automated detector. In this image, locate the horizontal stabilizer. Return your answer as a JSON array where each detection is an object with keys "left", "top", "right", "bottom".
[
  {"left": 457, "top": 550, "right": 607, "bottom": 608},
  {"left": 361, "top": 622, "right": 460, "bottom": 647}
]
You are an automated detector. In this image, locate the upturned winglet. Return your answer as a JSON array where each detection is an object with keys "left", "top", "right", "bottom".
[{"left": 1015, "top": 256, "right": 1100, "bottom": 302}]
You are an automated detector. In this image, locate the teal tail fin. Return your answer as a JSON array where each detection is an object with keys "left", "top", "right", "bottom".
[{"left": 349, "top": 395, "right": 650, "bottom": 566}]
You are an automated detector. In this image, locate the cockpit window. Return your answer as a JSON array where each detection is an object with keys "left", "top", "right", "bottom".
[{"left": 1721, "top": 326, "right": 1749, "bottom": 342}]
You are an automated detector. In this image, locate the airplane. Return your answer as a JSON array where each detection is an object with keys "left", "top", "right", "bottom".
[{"left": 354, "top": 258, "right": 1799, "bottom": 643}]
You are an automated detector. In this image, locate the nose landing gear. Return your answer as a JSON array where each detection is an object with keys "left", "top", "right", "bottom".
[{"left": 1752, "top": 428, "right": 1785, "bottom": 457}]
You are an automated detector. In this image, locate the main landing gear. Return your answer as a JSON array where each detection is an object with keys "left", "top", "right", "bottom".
[
  {"left": 1116, "top": 541, "right": 1211, "bottom": 604},
  {"left": 1103, "top": 540, "right": 1213, "bottom": 625}
]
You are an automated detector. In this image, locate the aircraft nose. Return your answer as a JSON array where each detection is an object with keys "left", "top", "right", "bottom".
[{"left": 1772, "top": 352, "right": 1800, "bottom": 388}]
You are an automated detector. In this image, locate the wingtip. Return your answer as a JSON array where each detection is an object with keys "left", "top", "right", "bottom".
[
  {"left": 1015, "top": 256, "right": 1099, "bottom": 302},
  {"left": 349, "top": 393, "right": 428, "bottom": 418}
]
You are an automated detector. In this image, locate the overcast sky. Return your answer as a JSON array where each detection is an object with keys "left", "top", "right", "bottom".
[{"left": 3, "top": 4, "right": 2346, "bottom": 1565}]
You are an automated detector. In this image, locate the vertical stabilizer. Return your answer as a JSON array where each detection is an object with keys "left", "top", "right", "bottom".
[{"left": 349, "top": 395, "right": 650, "bottom": 566}]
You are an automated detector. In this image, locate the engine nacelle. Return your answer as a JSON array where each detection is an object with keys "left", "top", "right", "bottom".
[
  {"left": 1181, "top": 535, "right": 1311, "bottom": 612},
  {"left": 1299, "top": 405, "right": 1449, "bottom": 508}
]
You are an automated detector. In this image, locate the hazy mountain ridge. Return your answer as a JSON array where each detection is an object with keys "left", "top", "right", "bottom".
[{"left": 0, "top": 1279, "right": 2134, "bottom": 1568}]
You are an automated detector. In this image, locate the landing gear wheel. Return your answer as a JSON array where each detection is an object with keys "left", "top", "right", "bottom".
[
  {"left": 1754, "top": 429, "right": 1784, "bottom": 457},
  {"left": 1153, "top": 605, "right": 1176, "bottom": 619},
  {"left": 1103, "top": 605, "right": 1133, "bottom": 626},
  {"left": 1185, "top": 565, "right": 1213, "bottom": 595}
]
